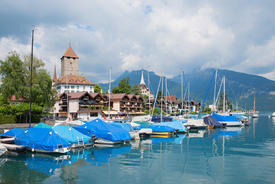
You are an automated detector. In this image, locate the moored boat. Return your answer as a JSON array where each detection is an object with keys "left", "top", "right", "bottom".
[
  {"left": 52, "top": 125, "right": 94, "bottom": 148},
  {"left": 74, "top": 118, "right": 132, "bottom": 145},
  {"left": 14, "top": 128, "right": 71, "bottom": 154}
]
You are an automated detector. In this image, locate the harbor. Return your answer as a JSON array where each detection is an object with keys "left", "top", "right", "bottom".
[{"left": 0, "top": 113, "right": 274, "bottom": 183}]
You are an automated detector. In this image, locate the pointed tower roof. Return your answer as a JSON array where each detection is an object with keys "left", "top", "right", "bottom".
[
  {"left": 61, "top": 46, "right": 79, "bottom": 59},
  {"left": 53, "top": 65, "right": 57, "bottom": 82},
  {"left": 140, "top": 69, "right": 145, "bottom": 85}
]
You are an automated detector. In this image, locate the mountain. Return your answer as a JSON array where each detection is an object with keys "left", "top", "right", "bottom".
[
  {"left": 98, "top": 68, "right": 275, "bottom": 111},
  {"left": 171, "top": 68, "right": 275, "bottom": 111}
]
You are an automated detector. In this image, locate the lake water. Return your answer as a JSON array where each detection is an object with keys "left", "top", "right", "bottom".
[{"left": 1, "top": 113, "right": 275, "bottom": 184}]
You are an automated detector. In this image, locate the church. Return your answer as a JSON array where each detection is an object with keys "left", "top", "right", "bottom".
[{"left": 52, "top": 46, "right": 96, "bottom": 94}]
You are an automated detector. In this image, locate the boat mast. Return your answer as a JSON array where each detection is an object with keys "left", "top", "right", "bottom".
[
  {"left": 165, "top": 77, "right": 167, "bottom": 114},
  {"left": 108, "top": 67, "right": 111, "bottom": 123},
  {"left": 66, "top": 62, "right": 69, "bottom": 122},
  {"left": 161, "top": 69, "right": 163, "bottom": 122},
  {"left": 181, "top": 68, "right": 183, "bottom": 115},
  {"left": 29, "top": 29, "right": 34, "bottom": 128},
  {"left": 148, "top": 67, "right": 150, "bottom": 113},
  {"left": 254, "top": 92, "right": 256, "bottom": 113},
  {"left": 223, "top": 76, "right": 225, "bottom": 113},
  {"left": 213, "top": 59, "right": 218, "bottom": 112}
]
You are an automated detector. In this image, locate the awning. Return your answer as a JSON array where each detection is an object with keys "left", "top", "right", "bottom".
[{"left": 102, "top": 110, "right": 118, "bottom": 115}]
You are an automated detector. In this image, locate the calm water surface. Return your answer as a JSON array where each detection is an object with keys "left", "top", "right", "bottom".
[{"left": 1, "top": 113, "right": 275, "bottom": 184}]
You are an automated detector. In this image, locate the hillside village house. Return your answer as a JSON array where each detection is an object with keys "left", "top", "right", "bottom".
[{"left": 53, "top": 91, "right": 145, "bottom": 120}]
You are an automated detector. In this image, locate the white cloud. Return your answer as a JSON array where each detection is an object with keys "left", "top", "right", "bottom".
[{"left": 1, "top": 0, "right": 275, "bottom": 82}]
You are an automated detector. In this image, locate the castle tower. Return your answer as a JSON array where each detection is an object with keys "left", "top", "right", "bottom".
[{"left": 61, "top": 46, "right": 79, "bottom": 78}]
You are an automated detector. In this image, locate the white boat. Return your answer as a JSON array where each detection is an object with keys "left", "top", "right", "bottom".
[
  {"left": 0, "top": 143, "right": 26, "bottom": 153},
  {"left": 184, "top": 119, "right": 207, "bottom": 130},
  {"left": 94, "top": 138, "right": 126, "bottom": 145},
  {"left": 272, "top": 112, "right": 275, "bottom": 117}
]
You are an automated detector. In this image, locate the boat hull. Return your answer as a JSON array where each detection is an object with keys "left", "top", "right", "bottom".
[{"left": 27, "top": 147, "right": 70, "bottom": 154}]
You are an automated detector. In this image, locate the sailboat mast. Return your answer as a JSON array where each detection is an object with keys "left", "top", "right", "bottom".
[
  {"left": 223, "top": 76, "right": 225, "bottom": 113},
  {"left": 181, "top": 69, "right": 183, "bottom": 114},
  {"left": 254, "top": 92, "right": 256, "bottom": 113},
  {"left": 161, "top": 69, "right": 163, "bottom": 122},
  {"left": 108, "top": 67, "right": 111, "bottom": 123},
  {"left": 29, "top": 29, "right": 34, "bottom": 128},
  {"left": 165, "top": 77, "right": 167, "bottom": 114}
]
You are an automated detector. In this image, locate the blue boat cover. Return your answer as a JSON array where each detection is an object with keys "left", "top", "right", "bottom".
[
  {"left": 74, "top": 118, "right": 132, "bottom": 142},
  {"left": 52, "top": 125, "right": 91, "bottom": 144},
  {"left": 33, "top": 122, "right": 53, "bottom": 129},
  {"left": 25, "top": 156, "right": 70, "bottom": 175},
  {"left": 137, "top": 124, "right": 175, "bottom": 132},
  {"left": 14, "top": 128, "right": 71, "bottom": 151},
  {"left": 110, "top": 122, "right": 132, "bottom": 132},
  {"left": 155, "top": 119, "right": 187, "bottom": 132},
  {"left": 231, "top": 114, "right": 246, "bottom": 120},
  {"left": 212, "top": 112, "right": 240, "bottom": 122},
  {"left": 151, "top": 115, "right": 173, "bottom": 122},
  {"left": 203, "top": 116, "right": 223, "bottom": 127},
  {"left": 1, "top": 128, "right": 28, "bottom": 137}
]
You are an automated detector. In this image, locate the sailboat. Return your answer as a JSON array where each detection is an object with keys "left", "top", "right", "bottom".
[{"left": 252, "top": 92, "right": 259, "bottom": 118}]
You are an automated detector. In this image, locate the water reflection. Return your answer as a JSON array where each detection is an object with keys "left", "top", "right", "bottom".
[{"left": 25, "top": 153, "right": 70, "bottom": 175}]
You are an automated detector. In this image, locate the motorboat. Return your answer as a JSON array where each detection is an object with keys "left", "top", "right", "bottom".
[
  {"left": 52, "top": 125, "right": 94, "bottom": 148},
  {"left": 14, "top": 128, "right": 71, "bottom": 154},
  {"left": 74, "top": 118, "right": 132, "bottom": 145}
]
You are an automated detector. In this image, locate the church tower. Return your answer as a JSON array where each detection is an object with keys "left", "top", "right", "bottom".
[{"left": 61, "top": 46, "right": 79, "bottom": 78}]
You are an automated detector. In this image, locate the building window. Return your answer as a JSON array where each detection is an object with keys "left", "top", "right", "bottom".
[
  {"left": 65, "top": 85, "right": 69, "bottom": 89},
  {"left": 90, "top": 87, "right": 93, "bottom": 89},
  {"left": 70, "top": 62, "right": 72, "bottom": 64},
  {"left": 71, "top": 86, "right": 75, "bottom": 89},
  {"left": 71, "top": 90, "right": 74, "bottom": 93},
  {"left": 83, "top": 86, "right": 85, "bottom": 89},
  {"left": 90, "top": 91, "right": 92, "bottom": 93},
  {"left": 57, "top": 86, "right": 61, "bottom": 90},
  {"left": 77, "top": 86, "right": 79, "bottom": 89},
  {"left": 77, "top": 90, "right": 79, "bottom": 92}
]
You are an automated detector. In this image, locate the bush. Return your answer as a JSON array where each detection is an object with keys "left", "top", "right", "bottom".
[{"left": 0, "top": 115, "right": 17, "bottom": 124}]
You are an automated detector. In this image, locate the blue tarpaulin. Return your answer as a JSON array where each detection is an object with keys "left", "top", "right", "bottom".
[
  {"left": 212, "top": 112, "right": 240, "bottom": 122},
  {"left": 74, "top": 118, "right": 132, "bottom": 142},
  {"left": 14, "top": 128, "right": 71, "bottom": 151},
  {"left": 52, "top": 125, "right": 91, "bottom": 144},
  {"left": 33, "top": 123, "right": 53, "bottom": 129},
  {"left": 203, "top": 116, "right": 223, "bottom": 127},
  {"left": 1, "top": 128, "right": 28, "bottom": 137},
  {"left": 137, "top": 124, "right": 175, "bottom": 132},
  {"left": 110, "top": 122, "right": 132, "bottom": 132},
  {"left": 151, "top": 115, "right": 173, "bottom": 123},
  {"left": 155, "top": 119, "right": 187, "bottom": 132}
]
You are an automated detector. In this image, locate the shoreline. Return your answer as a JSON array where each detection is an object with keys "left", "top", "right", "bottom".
[{"left": 0, "top": 123, "right": 38, "bottom": 130}]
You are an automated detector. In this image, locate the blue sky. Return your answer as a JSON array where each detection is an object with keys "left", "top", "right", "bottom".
[{"left": 1, "top": 0, "right": 275, "bottom": 84}]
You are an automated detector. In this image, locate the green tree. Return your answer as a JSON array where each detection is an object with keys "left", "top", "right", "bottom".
[
  {"left": 23, "top": 53, "right": 57, "bottom": 108},
  {"left": 94, "top": 84, "right": 102, "bottom": 93},
  {"left": 131, "top": 84, "right": 141, "bottom": 95},
  {"left": 112, "top": 86, "right": 120, "bottom": 94},
  {"left": 118, "top": 77, "right": 131, "bottom": 94},
  {"left": 218, "top": 92, "right": 232, "bottom": 110},
  {"left": 0, "top": 51, "right": 26, "bottom": 103},
  {"left": 157, "top": 90, "right": 164, "bottom": 100}
]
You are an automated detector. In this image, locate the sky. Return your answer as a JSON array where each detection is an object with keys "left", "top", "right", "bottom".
[{"left": 1, "top": 0, "right": 275, "bottom": 84}]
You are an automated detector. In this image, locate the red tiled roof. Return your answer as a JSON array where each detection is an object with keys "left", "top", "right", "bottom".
[
  {"left": 165, "top": 96, "right": 177, "bottom": 101},
  {"left": 9, "top": 95, "right": 25, "bottom": 101},
  {"left": 54, "top": 74, "right": 96, "bottom": 86},
  {"left": 62, "top": 46, "right": 79, "bottom": 59}
]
